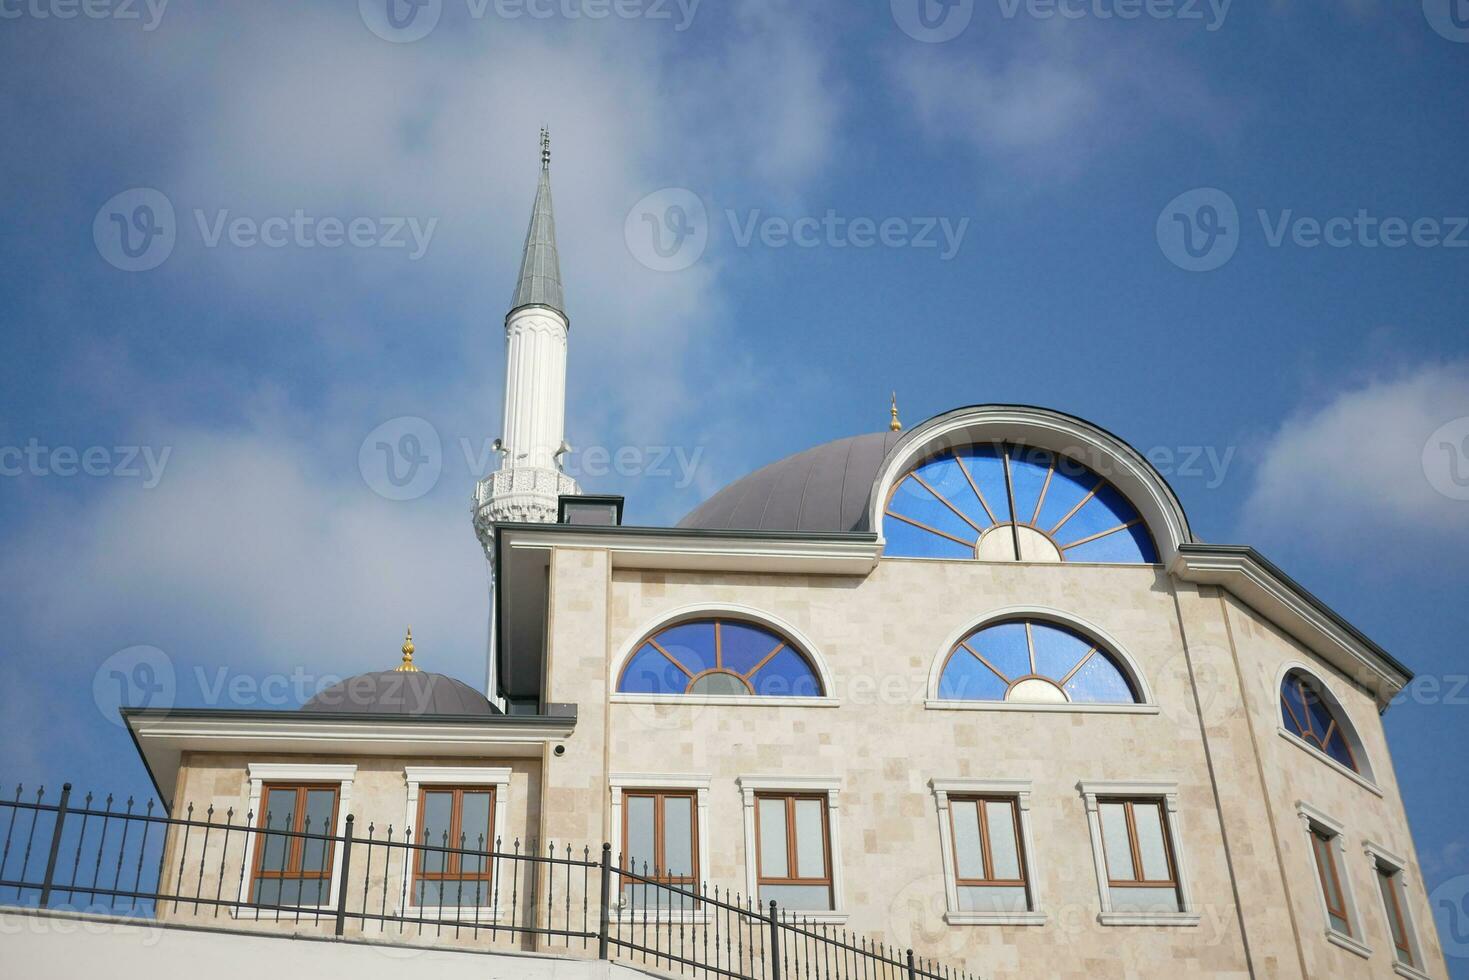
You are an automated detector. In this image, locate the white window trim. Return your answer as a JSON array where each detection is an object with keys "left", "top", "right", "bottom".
[
  {"left": 399, "top": 766, "right": 512, "bottom": 921},
  {"left": 924, "top": 606, "right": 1157, "bottom": 714},
  {"left": 1077, "top": 780, "right": 1199, "bottom": 927},
  {"left": 235, "top": 763, "right": 356, "bottom": 916},
  {"left": 1275, "top": 727, "right": 1383, "bottom": 796},
  {"left": 609, "top": 773, "right": 712, "bottom": 924},
  {"left": 738, "top": 776, "right": 847, "bottom": 924},
  {"left": 1296, "top": 801, "right": 1371, "bottom": 959},
  {"left": 930, "top": 778, "right": 1045, "bottom": 926},
  {"left": 1362, "top": 839, "right": 1430, "bottom": 980},
  {"left": 1274, "top": 661, "right": 1378, "bottom": 790}
]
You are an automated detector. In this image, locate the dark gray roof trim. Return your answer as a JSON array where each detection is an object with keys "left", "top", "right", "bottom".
[
  {"left": 509, "top": 167, "right": 565, "bottom": 317},
  {"left": 1177, "top": 544, "right": 1413, "bottom": 681}
]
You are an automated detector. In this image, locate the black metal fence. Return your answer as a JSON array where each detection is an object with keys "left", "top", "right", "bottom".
[{"left": 0, "top": 783, "right": 979, "bottom": 980}]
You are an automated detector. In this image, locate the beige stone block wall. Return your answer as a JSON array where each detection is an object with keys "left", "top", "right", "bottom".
[
  {"left": 155, "top": 752, "right": 544, "bottom": 951},
  {"left": 587, "top": 558, "right": 1257, "bottom": 979},
  {"left": 1220, "top": 594, "right": 1448, "bottom": 979}
]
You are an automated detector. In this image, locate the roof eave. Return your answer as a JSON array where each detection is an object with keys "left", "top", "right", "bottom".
[{"left": 1169, "top": 544, "right": 1412, "bottom": 707}]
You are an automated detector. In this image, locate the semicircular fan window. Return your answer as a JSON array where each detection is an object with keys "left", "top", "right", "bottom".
[{"left": 884, "top": 444, "right": 1158, "bottom": 563}]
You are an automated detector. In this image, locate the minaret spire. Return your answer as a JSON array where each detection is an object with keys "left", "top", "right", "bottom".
[
  {"left": 509, "top": 128, "right": 565, "bottom": 318},
  {"left": 474, "top": 131, "right": 581, "bottom": 537}
]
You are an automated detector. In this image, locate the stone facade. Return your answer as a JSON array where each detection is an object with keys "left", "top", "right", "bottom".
[{"left": 527, "top": 551, "right": 1446, "bottom": 979}]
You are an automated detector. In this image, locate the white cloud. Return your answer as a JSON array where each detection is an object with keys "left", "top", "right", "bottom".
[
  {"left": 885, "top": 19, "right": 1231, "bottom": 182},
  {"left": 1239, "top": 361, "right": 1469, "bottom": 552}
]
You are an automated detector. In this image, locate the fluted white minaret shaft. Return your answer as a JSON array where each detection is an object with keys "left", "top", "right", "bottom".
[{"left": 474, "top": 130, "right": 580, "bottom": 538}]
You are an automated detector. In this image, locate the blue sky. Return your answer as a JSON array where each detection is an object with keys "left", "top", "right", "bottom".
[{"left": 1, "top": 0, "right": 1466, "bottom": 967}]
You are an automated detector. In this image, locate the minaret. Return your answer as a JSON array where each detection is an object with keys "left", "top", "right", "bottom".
[{"left": 474, "top": 129, "right": 581, "bottom": 545}]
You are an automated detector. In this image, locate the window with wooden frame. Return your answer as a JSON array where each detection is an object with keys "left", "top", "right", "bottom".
[
  {"left": 1374, "top": 861, "right": 1416, "bottom": 968},
  {"left": 1309, "top": 826, "right": 1352, "bottom": 936},
  {"left": 412, "top": 786, "right": 495, "bottom": 907},
  {"left": 250, "top": 783, "right": 340, "bottom": 907},
  {"left": 620, "top": 789, "right": 698, "bottom": 909},
  {"left": 947, "top": 796, "right": 1031, "bottom": 913},
  {"left": 755, "top": 793, "right": 832, "bottom": 911},
  {"left": 1096, "top": 798, "right": 1182, "bottom": 913},
  {"left": 1280, "top": 670, "right": 1362, "bottom": 774}
]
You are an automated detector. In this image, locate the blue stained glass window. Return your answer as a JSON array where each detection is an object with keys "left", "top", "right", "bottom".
[
  {"left": 937, "top": 618, "right": 1140, "bottom": 705},
  {"left": 885, "top": 443, "right": 1158, "bottom": 564},
  {"left": 616, "top": 618, "right": 822, "bottom": 698},
  {"left": 1280, "top": 671, "right": 1360, "bottom": 772}
]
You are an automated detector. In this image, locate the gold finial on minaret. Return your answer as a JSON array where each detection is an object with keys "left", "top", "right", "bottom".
[
  {"left": 394, "top": 627, "right": 420, "bottom": 672},
  {"left": 889, "top": 392, "right": 902, "bottom": 432}
]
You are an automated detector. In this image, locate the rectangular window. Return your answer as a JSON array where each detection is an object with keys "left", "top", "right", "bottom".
[
  {"left": 621, "top": 790, "right": 698, "bottom": 909},
  {"left": 412, "top": 786, "right": 495, "bottom": 907},
  {"left": 1375, "top": 863, "right": 1415, "bottom": 967},
  {"left": 1097, "top": 799, "right": 1181, "bottom": 914},
  {"left": 1308, "top": 827, "right": 1352, "bottom": 935},
  {"left": 948, "top": 796, "right": 1030, "bottom": 913},
  {"left": 755, "top": 793, "right": 831, "bottom": 911},
  {"left": 251, "top": 784, "right": 339, "bottom": 907}
]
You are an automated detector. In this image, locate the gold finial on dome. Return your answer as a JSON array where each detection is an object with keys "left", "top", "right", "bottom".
[
  {"left": 889, "top": 392, "right": 902, "bottom": 432},
  {"left": 395, "top": 627, "right": 420, "bottom": 672}
]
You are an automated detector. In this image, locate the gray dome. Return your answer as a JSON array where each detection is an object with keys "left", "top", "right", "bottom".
[
  {"left": 678, "top": 431, "right": 903, "bottom": 533},
  {"left": 301, "top": 671, "right": 499, "bottom": 717}
]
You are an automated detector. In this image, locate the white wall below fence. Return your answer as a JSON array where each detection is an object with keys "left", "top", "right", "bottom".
[{"left": 0, "top": 907, "right": 657, "bottom": 980}]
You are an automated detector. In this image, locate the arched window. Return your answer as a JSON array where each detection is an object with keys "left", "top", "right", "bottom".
[
  {"left": 884, "top": 443, "right": 1159, "bottom": 564},
  {"left": 937, "top": 618, "right": 1141, "bottom": 704},
  {"left": 617, "top": 618, "right": 823, "bottom": 697},
  {"left": 1280, "top": 670, "right": 1360, "bottom": 773}
]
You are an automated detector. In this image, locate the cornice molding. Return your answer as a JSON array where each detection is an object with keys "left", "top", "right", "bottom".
[{"left": 1169, "top": 545, "right": 1410, "bottom": 705}]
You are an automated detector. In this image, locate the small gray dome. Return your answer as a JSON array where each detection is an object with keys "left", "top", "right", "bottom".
[
  {"left": 678, "top": 431, "right": 903, "bottom": 533},
  {"left": 301, "top": 671, "right": 499, "bottom": 717}
]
